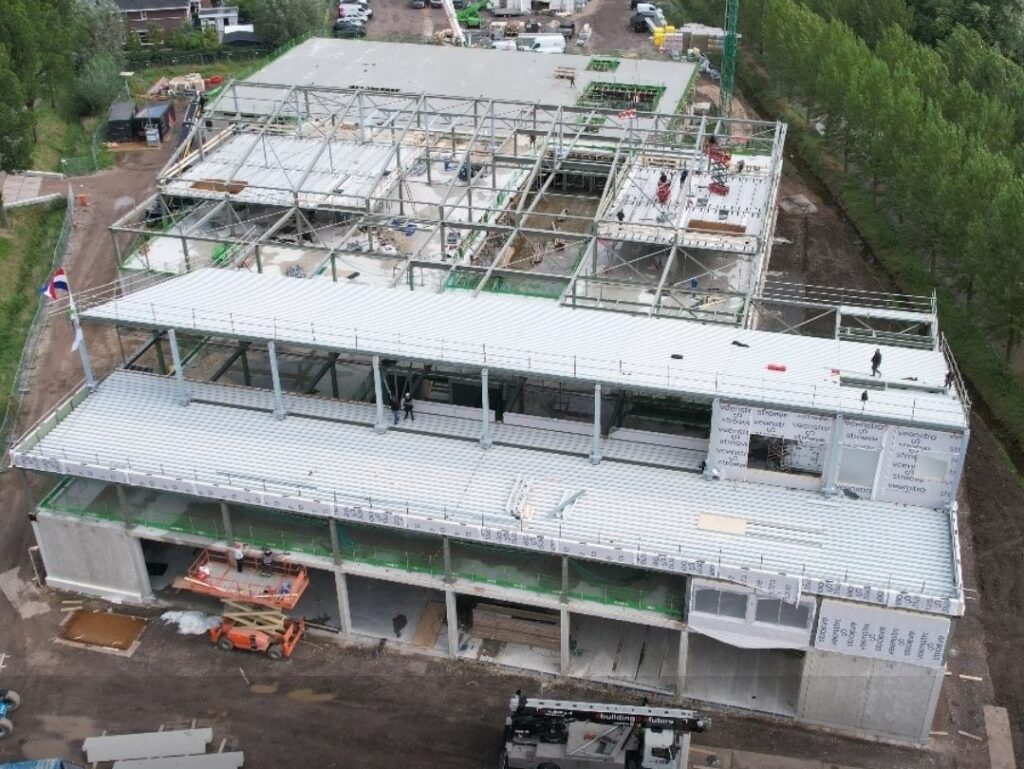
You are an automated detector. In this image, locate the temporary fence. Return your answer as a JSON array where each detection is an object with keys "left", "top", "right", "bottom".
[
  {"left": 0, "top": 192, "right": 75, "bottom": 471},
  {"left": 60, "top": 119, "right": 113, "bottom": 177}
]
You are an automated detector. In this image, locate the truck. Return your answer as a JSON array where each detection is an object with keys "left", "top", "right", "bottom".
[
  {"left": 518, "top": 34, "right": 566, "bottom": 53},
  {"left": 0, "top": 689, "right": 20, "bottom": 739},
  {"left": 501, "top": 691, "right": 709, "bottom": 769}
]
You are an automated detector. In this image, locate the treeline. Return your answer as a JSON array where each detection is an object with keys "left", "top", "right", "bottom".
[
  {"left": 0, "top": 0, "right": 128, "bottom": 172},
  {"left": 904, "top": 0, "right": 1024, "bottom": 64},
  {"left": 684, "top": 0, "right": 1024, "bottom": 361}
]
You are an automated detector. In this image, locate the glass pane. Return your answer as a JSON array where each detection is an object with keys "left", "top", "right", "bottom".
[
  {"left": 755, "top": 598, "right": 782, "bottom": 624},
  {"left": 718, "top": 591, "right": 748, "bottom": 619},
  {"left": 693, "top": 588, "right": 718, "bottom": 614},
  {"left": 779, "top": 602, "right": 811, "bottom": 628}
]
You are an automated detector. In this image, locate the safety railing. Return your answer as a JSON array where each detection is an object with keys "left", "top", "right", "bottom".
[{"left": 83, "top": 293, "right": 970, "bottom": 428}]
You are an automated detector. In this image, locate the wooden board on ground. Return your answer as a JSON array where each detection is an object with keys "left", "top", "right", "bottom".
[
  {"left": 472, "top": 604, "right": 559, "bottom": 650},
  {"left": 84, "top": 728, "right": 213, "bottom": 763},
  {"left": 411, "top": 601, "right": 445, "bottom": 648},
  {"left": 983, "top": 705, "right": 1016, "bottom": 769}
]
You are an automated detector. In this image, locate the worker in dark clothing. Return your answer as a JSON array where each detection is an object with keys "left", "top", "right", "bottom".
[
  {"left": 945, "top": 370, "right": 955, "bottom": 390},
  {"left": 260, "top": 548, "right": 274, "bottom": 577},
  {"left": 402, "top": 391, "right": 414, "bottom": 421},
  {"left": 616, "top": 209, "right": 625, "bottom": 223},
  {"left": 390, "top": 393, "right": 401, "bottom": 424},
  {"left": 870, "top": 348, "right": 882, "bottom": 377}
]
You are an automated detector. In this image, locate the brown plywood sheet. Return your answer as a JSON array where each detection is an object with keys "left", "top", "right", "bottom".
[{"left": 60, "top": 610, "right": 147, "bottom": 650}]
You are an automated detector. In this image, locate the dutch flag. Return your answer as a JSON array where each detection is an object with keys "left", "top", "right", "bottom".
[{"left": 40, "top": 268, "right": 70, "bottom": 301}]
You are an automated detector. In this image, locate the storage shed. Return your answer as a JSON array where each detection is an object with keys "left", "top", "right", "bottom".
[
  {"left": 134, "top": 102, "right": 177, "bottom": 142},
  {"left": 106, "top": 100, "right": 137, "bottom": 142}
]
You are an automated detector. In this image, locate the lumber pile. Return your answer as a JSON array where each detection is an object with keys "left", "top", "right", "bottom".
[
  {"left": 687, "top": 219, "right": 746, "bottom": 235},
  {"left": 471, "top": 603, "right": 560, "bottom": 650}
]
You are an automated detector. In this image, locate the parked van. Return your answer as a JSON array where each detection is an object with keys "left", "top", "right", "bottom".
[
  {"left": 491, "top": 39, "right": 518, "bottom": 50},
  {"left": 519, "top": 34, "right": 566, "bottom": 53}
]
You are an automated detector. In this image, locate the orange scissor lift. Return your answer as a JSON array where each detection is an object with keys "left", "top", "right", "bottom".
[{"left": 175, "top": 549, "right": 310, "bottom": 660}]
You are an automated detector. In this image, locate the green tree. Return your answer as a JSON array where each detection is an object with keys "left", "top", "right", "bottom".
[
  {"left": 0, "top": 45, "right": 32, "bottom": 171},
  {"left": 251, "top": 0, "right": 324, "bottom": 46},
  {"left": 70, "top": 53, "right": 122, "bottom": 117},
  {"left": 974, "top": 179, "right": 1024, "bottom": 361}
]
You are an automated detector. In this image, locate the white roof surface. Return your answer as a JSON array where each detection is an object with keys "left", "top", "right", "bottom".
[
  {"left": 14, "top": 371, "right": 961, "bottom": 614},
  {"left": 163, "top": 134, "right": 417, "bottom": 209},
  {"left": 216, "top": 38, "right": 696, "bottom": 117},
  {"left": 82, "top": 269, "right": 968, "bottom": 429}
]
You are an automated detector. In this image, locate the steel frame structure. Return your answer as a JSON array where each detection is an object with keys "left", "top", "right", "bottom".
[{"left": 107, "top": 81, "right": 787, "bottom": 326}]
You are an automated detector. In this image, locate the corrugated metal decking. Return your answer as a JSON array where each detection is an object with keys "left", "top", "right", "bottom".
[
  {"left": 81, "top": 269, "right": 968, "bottom": 429},
  {"left": 14, "top": 371, "right": 961, "bottom": 614},
  {"left": 83, "top": 728, "right": 213, "bottom": 762}
]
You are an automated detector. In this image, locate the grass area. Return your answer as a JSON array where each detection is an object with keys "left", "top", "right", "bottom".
[
  {"left": 0, "top": 202, "right": 69, "bottom": 428},
  {"left": 30, "top": 103, "right": 111, "bottom": 175},
  {"left": 127, "top": 57, "right": 273, "bottom": 97}
]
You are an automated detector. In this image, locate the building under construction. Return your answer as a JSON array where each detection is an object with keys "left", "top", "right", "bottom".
[{"left": 12, "top": 40, "right": 970, "bottom": 746}]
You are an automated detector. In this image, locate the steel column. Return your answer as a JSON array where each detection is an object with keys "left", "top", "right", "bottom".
[
  {"left": 166, "top": 328, "right": 189, "bottom": 406},
  {"left": 445, "top": 588, "right": 459, "bottom": 657},
  {"left": 267, "top": 340, "right": 286, "bottom": 419},
  {"left": 372, "top": 354, "right": 386, "bottom": 432},
  {"left": 480, "top": 368, "right": 492, "bottom": 448},
  {"left": 590, "top": 383, "right": 603, "bottom": 464}
]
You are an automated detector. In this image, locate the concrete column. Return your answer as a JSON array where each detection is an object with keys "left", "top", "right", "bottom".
[
  {"left": 821, "top": 414, "right": 844, "bottom": 496},
  {"left": 18, "top": 468, "right": 35, "bottom": 511},
  {"left": 372, "top": 355, "right": 385, "bottom": 432},
  {"left": 443, "top": 536, "right": 453, "bottom": 583},
  {"left": 676, "top": 629, "right": 689, "bottom": 699},
  {"left": 560, "top": 608, "right": 571, "bottom": 674},
  {"left": 115, "top": 484, "right": 133, "bottom": 528},
  {"left": 589, "top": 383, "right": 603, "bottom": 464},
  {"left": 480, "top": 368, "right": 492, "bottom": 448},
  {"left": 329, "top": 520, "right": 341, "bottom": 565},
  {"left": 560, "top": 555, "right": 569, "bottom": 603},
  {"left": 267, "top": 340, "right": 286, "bottom": 419},
  {"left": 166, "top": 328, "right": 189, "bottom": 406},
  {"left": 445, "top": 587, "right": 459, "bottom": 657},
  {"left": 334, "top": 570, "right": 353, "bottom": 634},
  {"left": 220, "top": 502, "right": 233, "bottom": 542}
]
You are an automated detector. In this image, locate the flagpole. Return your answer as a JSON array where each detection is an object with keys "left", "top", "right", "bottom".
[{"left": 65, "top": 282, "right": 97, "bottom": 391}]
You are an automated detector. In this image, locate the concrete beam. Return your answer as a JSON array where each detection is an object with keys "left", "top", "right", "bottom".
[{"left": 445, "top": 587, "right": 459, "bottom": 657}]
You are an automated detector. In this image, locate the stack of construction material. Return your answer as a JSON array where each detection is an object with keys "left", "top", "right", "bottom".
[{"left": 472, "top": 604, "right": 560, "bottom": 649}]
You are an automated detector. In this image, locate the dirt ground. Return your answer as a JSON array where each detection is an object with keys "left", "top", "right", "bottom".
[{"left": 0, "top": 14, "right": 1021, "bottom": 769}]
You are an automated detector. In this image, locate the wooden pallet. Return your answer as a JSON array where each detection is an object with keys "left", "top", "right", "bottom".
[{"left": 471, "top": 604, "right": 560, "bottom": 650}]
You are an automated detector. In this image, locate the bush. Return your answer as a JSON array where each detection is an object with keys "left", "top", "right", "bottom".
[{"left": 70, "top": 54, "right": 123, "bottom": 118}]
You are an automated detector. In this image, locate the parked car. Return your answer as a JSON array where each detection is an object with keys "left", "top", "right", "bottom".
[
  {"left": 453, "top": 0, "right": 466, "bottom": 7},
  {"left": 410, "top": 0, "right": 426, "bottom": 7},
  {"left": 429, "top": 0, "right": 442, "bottom": 7},
  {"left": 559, "top": 20, "right": 576, "bottom": 37},
  {"left": 333, "top": 18, "right": 367, "bottom": 36},
  {"left": 338, "top": 3, "right": 371, "bottom": 19}
]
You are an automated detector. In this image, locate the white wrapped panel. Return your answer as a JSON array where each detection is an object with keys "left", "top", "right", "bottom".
[{"left": 814, "top": 600, "right": 950, "bottom": 668}]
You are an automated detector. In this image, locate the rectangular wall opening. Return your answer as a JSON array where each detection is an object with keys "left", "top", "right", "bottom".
[
  {"left": 570, "top": 614, "right": 680, "bottom": 693},
  {"left": 457, "top": 596, "right": 561, "bottom": 675},
  {"left": 746, "top": 434, "right": 824, "bottom": 477},
  {"left": 347, "top": 574, "right": 446, "bottom": 649}
]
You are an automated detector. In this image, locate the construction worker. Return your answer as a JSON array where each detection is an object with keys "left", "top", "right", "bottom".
[
  {"left": 260, "top": 548, "right": 274, "bottom": 577},
  {"left": 870, "top": 348, "right": 882, "bottom": 377},
  {"left": 945, "top": 370, "right": 955, "bottom": 390},
  {"left": 402, "top": 391, "right": 414, "bottom": 421},
  {"left": 656, "top": 172, "right": 671, "bottom": 205},
  {"left": 232, "top": 542, "right": 245, "bottom": 573},
  {"left": 390, "top": 393, "right": 401, "bottom": 425}
]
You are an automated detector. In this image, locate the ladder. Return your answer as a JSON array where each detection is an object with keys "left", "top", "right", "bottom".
[{"left": 705, "top": 140, "right": 731, "bottom": 196}]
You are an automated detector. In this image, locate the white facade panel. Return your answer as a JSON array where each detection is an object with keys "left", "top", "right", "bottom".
[{"left": 814, "top": 599, "right": 950, "bottom": 668}]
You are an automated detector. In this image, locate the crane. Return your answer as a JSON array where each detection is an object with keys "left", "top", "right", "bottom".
[
  {"left": 442, "top": 0, "right": 468, "bottom": 44},
  {"left": 720, "top": 0, "right": 739, "bottom": 118},
  {"left": 502, "top": 691, "right": 709, "bottom": 769}
]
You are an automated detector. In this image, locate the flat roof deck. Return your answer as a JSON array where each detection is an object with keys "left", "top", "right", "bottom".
[
  {"left": 217, "top": 38, "right": 697, "bottom": 118},
  {"left": 163, "top": 134, "right": 419, "bottom": 209},
  {"left": 81, "top": 269, "right": 968, "bottom": 429},
  {"left": 13, "top": 371, "right": 961, "bottom": 615}
]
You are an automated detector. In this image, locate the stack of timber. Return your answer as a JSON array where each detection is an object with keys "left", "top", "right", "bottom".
[{"left": 471, "top": 603, "right": 560, "bottom": 649}]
